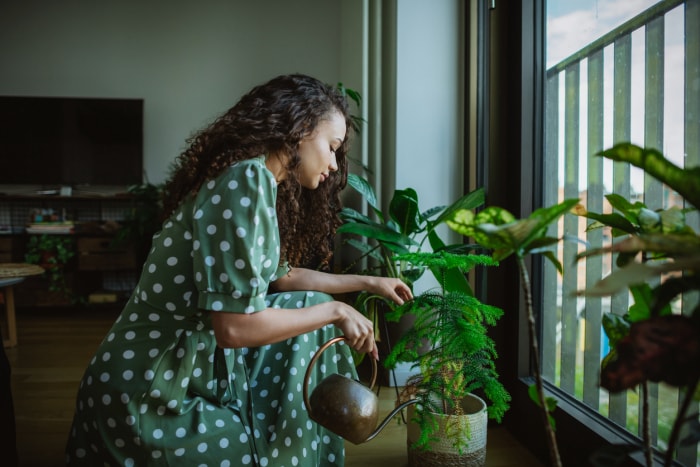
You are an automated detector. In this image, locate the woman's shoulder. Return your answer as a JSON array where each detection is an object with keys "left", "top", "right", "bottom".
[
  {"left": 205, "top": 155, "right": 276, "bottom": 194},
  {"left": 227, "top": 155, "right": 270, "bottom": 178}
]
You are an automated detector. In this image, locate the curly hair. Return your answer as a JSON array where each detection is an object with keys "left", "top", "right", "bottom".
[{"left": 161, "top": 74, "right": 352, "bottom": 269}]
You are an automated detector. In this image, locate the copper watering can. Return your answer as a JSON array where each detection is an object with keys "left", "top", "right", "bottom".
[{"left": 302, "top": 336, "right": 418, "bottom": 445}]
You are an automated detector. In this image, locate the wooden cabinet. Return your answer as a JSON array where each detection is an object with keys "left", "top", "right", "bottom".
[
  {"left": 0, "top": 236, "right": 17, "bottom": 263},
  {"left": 77, "top": 237, "right": 137, "bottom": 272}
]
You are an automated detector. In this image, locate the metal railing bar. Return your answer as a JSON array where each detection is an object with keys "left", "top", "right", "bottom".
[{"left": 547, "top": 0, "right": 685, "bottom": 77}]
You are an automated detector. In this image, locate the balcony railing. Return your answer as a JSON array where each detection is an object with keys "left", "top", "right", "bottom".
[{"left": 543, "top": 0, "right": 699, "bottom": 465}]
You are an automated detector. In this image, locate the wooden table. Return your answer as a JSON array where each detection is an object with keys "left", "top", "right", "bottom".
[{"left": 1, "top": 263, "right": 44, "bottom": 347}]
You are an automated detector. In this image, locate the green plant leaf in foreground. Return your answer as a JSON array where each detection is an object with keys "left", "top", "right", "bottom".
[
  {"left": 447, "top": 199, "right": 579, "bottom": 261},
  {"left": 598, "top": 143, "right": 700, "bottom": 211}
]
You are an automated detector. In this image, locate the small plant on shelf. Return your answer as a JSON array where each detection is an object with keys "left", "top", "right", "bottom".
[{"left": 24, "top": 234, "right": 76, "bottom": 300}]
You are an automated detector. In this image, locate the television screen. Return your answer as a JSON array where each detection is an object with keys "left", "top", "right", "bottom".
[{"left": 0, "top": 96, "right": 143, "bottom": 187}]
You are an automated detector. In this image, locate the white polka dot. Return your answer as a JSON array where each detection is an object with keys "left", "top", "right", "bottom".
[
  {"left": 205, "top": 256, "right": 216, "bottom": 266},
  {"left": 211, "top": 194, "right": 221, "bottom": 204},
  {"left": 153, "top": 429, "right": 163, "bottom": 439},
  {"left": 152, "top": 283, "right": 163, "bottom": 293},
  {"left": 167, "top": 257, "right": 178, "bottom": 266},
  {"left": 220, "top": 240, "right": 231, "bottom": 251},
  {"left": 122, "top": 350, "right": 135, "bottom": 359},
  {"left": 228, "top": 180, "right": 238, "bottom": 190},
  {"left": 194, "top": 209, "right": 204, "bottom": 219},
  {"left": 207, "top": 225, "right": 217, "bottom": 235},
  {"left": 176, "top": 427, "right": 186, "bottom": 438},
  {"left": 212, "top": 301, "right": 223, "bottom": 311},
  {"left": 223, "top": 209, "right": 233, "bottom": 219},
  {"left": 236, "top": 227, "right": 247, "bottom": 238}
]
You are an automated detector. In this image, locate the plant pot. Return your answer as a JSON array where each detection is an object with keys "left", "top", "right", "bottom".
[{"left": 406, "top": 393, "right": 488, "bottom": 467}]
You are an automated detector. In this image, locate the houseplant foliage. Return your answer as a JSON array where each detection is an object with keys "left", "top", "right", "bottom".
[
  {"left": 112, "top": 182, "right": 164, "bottom": 265},
  {"left": 338, "top": 173, "right": 485, "bottom": 301},
  {"left": 24, "top": 234, "right": 76, "bottom": 300},
  {"left": 338, "top": 173, "right": 486, "bottom": 371},
  {"left": 384, "top": 250, "right": 510, "bottom": 460},
  {"left": 573, "top": 143, "right": 700, "bottom": 467},
  {"left": 446, "top": 197, "right": 580, "bottom": 467}
]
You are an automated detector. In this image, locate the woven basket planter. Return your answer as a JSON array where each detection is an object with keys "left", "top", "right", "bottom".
[{"left": 406, "top": 393, "right": 488, "bottom": 467}]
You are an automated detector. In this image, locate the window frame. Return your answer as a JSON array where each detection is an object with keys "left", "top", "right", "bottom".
[{"left": 471, "top": 1, "right": 680, "bottom": 465}]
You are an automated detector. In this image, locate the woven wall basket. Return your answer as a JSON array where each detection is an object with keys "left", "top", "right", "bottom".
[{"left": 406, "top": 393, "right": 488, "bottom": 467}]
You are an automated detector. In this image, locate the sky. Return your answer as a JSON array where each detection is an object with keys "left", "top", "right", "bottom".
[{"left": 546, "top": 0, "right": 686, "bottom": 195}]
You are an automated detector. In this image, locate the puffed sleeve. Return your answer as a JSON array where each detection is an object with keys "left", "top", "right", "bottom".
[{"left": 191, "top": 157, "right": 281, "bottom": 314}]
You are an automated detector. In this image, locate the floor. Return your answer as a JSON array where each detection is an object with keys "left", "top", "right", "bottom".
[{"left": 4, "top": 305, "right": 543, "bottom": 467}]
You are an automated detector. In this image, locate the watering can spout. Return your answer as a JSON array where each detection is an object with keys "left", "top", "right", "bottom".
[{"left": 303, "top": 336, "right": 419, "bottom": 445}]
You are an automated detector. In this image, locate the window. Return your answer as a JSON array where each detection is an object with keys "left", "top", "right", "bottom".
[{"left": 479, "top": 0, "right": 698, "bottom": 465}]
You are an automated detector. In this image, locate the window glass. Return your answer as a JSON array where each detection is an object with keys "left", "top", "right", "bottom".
[{"left": 543, "top": 1, "right": 698, "bottom": 464}]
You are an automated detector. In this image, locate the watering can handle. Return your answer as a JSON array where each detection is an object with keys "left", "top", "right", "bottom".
[{"left": 303, "top": 336, "right": 377, "bottom": 418}]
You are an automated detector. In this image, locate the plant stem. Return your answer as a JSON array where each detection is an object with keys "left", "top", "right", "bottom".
[
  {"left": 662, "top": 376, "right": 699, "bottom": 467},
  {"left": 517, "top": 255, "right": 562, "bottom": 467}
]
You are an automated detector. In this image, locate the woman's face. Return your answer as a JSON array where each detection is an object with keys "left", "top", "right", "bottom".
[{"left": 297, "top": 111, "right": 346, "bottom": 189}]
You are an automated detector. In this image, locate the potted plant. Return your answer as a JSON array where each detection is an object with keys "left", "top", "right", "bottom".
[
  {"left": 571, "top": 143, "right": 700, "bottom": 467},
  {"left": 446, "top": 196, "right": 580, "bottom": 467},
  {"left": 24, "top": 234, "right": 76, "bottom": 302},
  {"left": 382, "top": 250, "right": 510, "bottom": 466},
  {"left": 338, "top": 173, "right": 484, "bottom": 373},
  {"left": 447, "top": 142, "right": 700, "bottom": 467}
]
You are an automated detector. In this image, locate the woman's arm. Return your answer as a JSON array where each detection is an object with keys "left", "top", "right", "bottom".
[
  {"left": 270, "top": 267, "right": 413, "bottom": 305},
  {"left": 211, "top": 299, "right": 377, "bottom": 356}
]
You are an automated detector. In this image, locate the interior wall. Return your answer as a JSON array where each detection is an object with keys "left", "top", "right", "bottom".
[
  {"left": 392, "top": 0, "right": 465, "bottom": 258},
  {"left": 0, "top": 0, "right": 351, "bottom": 186}
]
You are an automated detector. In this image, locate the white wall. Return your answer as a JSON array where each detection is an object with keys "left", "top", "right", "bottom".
[
  {"left": 0, "top": 0, "right": 466, "bottom": 239},
  {"left": 393, "top": 0, "right": 465, "bottom": 253},
  {"left": 0, "top": 0, "right": 351, "bottom": 186}
]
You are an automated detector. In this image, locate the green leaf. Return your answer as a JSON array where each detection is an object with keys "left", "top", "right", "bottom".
[
  {"left": 346, "top": 173, "right": 378, "bottom": 209},
  {"left": 337, "top": 222, "right": 417, "bottom": 247},
  {"left": 580, "top": 211, "right": 637, "bottom": 235},
  {"left": 602, "top": 313, "right": 630, "bottom": 348},
  {"left": 389, "top": 188, "right": 422, "bottom": 236},
  {"left": 598, "top": 143, "right": 700, "bottom": 211},
  {"left": 432, "top": 188, "right": 485, "bottom": 226},
  {"left": 627, "top": 284, "right": 652, "bottom": 322}
]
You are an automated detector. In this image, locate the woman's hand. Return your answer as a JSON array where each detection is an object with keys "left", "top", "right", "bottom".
[
  {"left": 366, "top": 277, "right": 413, "bottom": 305},
  {"left": 333, "top": 301, "right": 379, "bottom": 359}
]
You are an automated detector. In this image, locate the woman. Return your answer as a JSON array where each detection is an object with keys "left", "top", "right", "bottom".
[{"left": 65, "top": 74, "right": 411, "bottom": 466}]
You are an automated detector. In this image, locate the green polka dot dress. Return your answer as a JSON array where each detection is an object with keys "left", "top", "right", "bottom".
[{"left": 66, "top": 156, "right": 356, "bottom": 466}]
